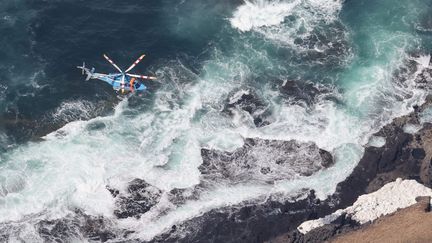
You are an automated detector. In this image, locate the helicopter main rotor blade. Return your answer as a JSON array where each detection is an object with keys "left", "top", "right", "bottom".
[
  {"left": 103, "top": 54, "right": 123, "bottom": 73},
  {"left": 127, "top": 73, "right": 157, "bottom": 80},
  {"left": 125, "top": 54, "right": 145, "bottom": 73}
]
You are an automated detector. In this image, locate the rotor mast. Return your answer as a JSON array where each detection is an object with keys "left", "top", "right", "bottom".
[{"left": 102, "top": 53, "right": 157, "bottom": 92}]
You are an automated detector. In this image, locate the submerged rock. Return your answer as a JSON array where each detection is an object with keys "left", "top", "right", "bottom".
[
  {"left": 223, "top": 89, "right": 271, "bottom": 127},
  {"left": 168, "top": 187, "right": 201, "bottom": 205},
  {"left": 279, "top": 80, "right": 338, "bottom": 106}
]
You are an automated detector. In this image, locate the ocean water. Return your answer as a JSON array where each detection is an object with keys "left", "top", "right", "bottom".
[{"left": 0, "top": 0, "right": 431, "bottom": 241}]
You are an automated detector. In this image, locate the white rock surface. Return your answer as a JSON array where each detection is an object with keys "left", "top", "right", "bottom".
[{"left": 298, "top": 178, "right": 432, "bottom": 234}]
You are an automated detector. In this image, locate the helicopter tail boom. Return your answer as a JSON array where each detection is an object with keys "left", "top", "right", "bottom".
[{"left": 77, "top": 62, "right": 95, "bottom": 81}]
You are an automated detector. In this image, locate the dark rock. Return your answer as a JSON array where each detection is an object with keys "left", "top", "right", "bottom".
[
  {"left": 280, "top": 80, "right": 318, "bottom": 104},
  {"left": 114, "top": 179, "right": 162, "bottom": 219},
  {"left": 293, "top": 21, "right": 351, "bottom": 68},
  {"left": 199, "top": 138, "right": 333, "bottom": 184},
  {"left": 168, "top": 187, "right": 201, "bottom": 205},
  {"left": 223, "top": 89, "right": 271, "bottom": 127},
  {"left": 266, "top": 99, "right": 432, "bottom": 242},
  {"left": 80, "top": 214, "right": 116, "bottom": 242},
  {"left": 261, "top": 167, "right": 271, "bottom": 175},
  {"left": 412, "top": 148, "right": 426, "bottom": 159},
  {"left": 150, "top": 190, "right": 334, "bottom": 243},
  {"left": 279, "top": 80, "right": 337, "bottom": 106},
  {"left": 279, "top": 214, "right": 361, "bottom": 243},
  {"left": 106, "top": 185, "right": 119, "bottom": 198},
  {"left": 38, "top": 219, "right": 81, "bottom": 242},
  {"left": 319, "top": 149, "right": 334, "bottom": 168},
  {"left": 36, "top": 210, "right": 116, "bottom": 243}
]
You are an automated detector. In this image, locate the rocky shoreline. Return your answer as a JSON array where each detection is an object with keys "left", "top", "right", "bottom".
[
  {"left": 125, "top": 96, "right": 432, "bottom": 243},
  {"left": 4, "top": 95, "right": 429, "bottom": 243},
  {"left": 268, "top": 96, "right": 432, "bottom": 243},
  {"left": 2, "top": 60, "right": 432, "bottom": 242}
]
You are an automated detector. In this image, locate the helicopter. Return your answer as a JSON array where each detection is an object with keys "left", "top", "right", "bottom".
[{"left": 77, "top": 54, "right": 156, "bottom": 94}]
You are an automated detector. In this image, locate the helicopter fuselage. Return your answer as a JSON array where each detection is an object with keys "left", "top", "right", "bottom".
[{"left": 97, "top": 73, "right": 147, "bottom": 92}]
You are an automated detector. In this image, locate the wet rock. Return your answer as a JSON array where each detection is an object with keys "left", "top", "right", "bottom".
[
  {"left": 142, "top": 99, "right": 432, "bottom": 243},
  {"left": 81, "top": 216, "right": 116, "bottom": 242},
  {"left": 273, "top": 214, "right": 361, "bottom": 243},
  {"left": 279, "top": 80, "right": 338, "bottom": 106},
  {"left": 150, "top": 190, "right": 333, "bottom": 243},
  {"left": 199, "top": 138, "right": 333, "bottom": 184},
  {"left": 114, "top": 179, "right": 162, "bottom": 219},
  {"left": 36, "top": 210, "right": 116, "bottom": 243},
  {"left": 266, "top": 100, "right": 432, "bottom": 242},
  {"left": 319, "top": 149, "right": 334, "bottom": 168},
  {"left": 168, "top": 187, "right": 201, "bottom": 205},
  {"left": 289, "top": 19, "right": 350, "bottom": 66},
  {"left": 223, "top": 89, "right": 271, "bottom": 127},
  {"left": 412, "top": 148, "right": 426, "bottom": 159},
  {"left": 106, "top": 185, "right": 119, "bottom": 198},
  {"left": 25, "top": 98, "right": 430, "bottom": 243},
  {"left": 38, "top": 218, "right": 81, "bottom": 242},
  {"left": 280, "top": 80, "right": 319, "bottom": 104}
]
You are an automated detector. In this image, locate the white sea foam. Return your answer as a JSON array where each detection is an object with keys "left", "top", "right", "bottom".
[
  {"left": 50, "top": 100, "right": 99, "bottom": 123},
  {"left": 230, "top": 0, "right": 342, "bottom": 32},
  {"left": 414, "top": 54, "right": 431, "bottom": 68},
  {"left": 230, "top": 0, "right": 302, "bottom": 32},
  {"left": 420, "top": 106, "right": 432, "bottom": 124},
  {"left": 403, "top": 123, "right": 422, "bottom": 134},
  {"left": 229, "top": 89, "right": 250, "bottom": 104},
  {"left": 298, "top": 179, "right": 432, "bottom": 234},
  {"left": 230, "top": 0, "right": 344, "bottom": 49},
  {"left": 367, "top": 136, "right": 386, "bottom": 148}
]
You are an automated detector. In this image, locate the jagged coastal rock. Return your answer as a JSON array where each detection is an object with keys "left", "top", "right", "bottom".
[
  {"left": 10, "top": 96, "right": 430, "bottom": 243},
  {"left": 269, "top": 96, "right": 432, "bottom": 242},
  {"left": 200, "top": 138, "right": 333, "bottom": 184}
]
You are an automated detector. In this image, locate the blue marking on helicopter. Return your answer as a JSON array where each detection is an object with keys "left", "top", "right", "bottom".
[{"left": 77, "top": 54, "right": 156, "bottom": 93}]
